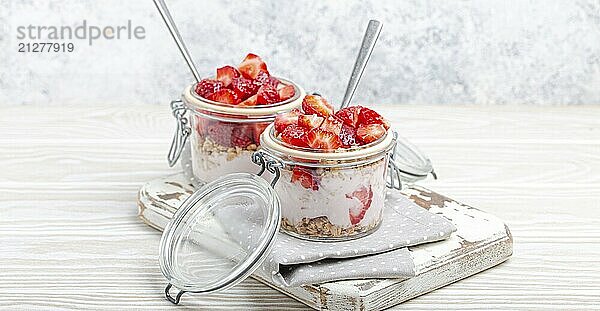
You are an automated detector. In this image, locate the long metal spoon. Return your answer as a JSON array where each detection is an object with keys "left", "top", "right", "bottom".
[
  {"left": 339, "top": 20, "right": 383, "bottom": 109},
  {"left": 153, "top": 0, "right": 201, "bottom": 82}
]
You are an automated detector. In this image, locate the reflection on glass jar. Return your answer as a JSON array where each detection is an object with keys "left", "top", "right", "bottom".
[{"left": 258, "top": 124, "right": 397, "bottom": 241}]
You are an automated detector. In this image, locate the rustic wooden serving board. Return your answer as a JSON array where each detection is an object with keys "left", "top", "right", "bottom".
[{"left": 137, "top": 173, "right": 512, "bottom": 311}]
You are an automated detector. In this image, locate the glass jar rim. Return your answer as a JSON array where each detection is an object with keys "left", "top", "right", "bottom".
[{"left": 182, "top": 77, "right": 304, "bottom": 118}]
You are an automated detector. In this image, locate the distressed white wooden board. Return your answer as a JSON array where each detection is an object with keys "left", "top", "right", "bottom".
[
  {"left": 1, "top": 105, "right": 600, "bottom": 310},
  {"left": 138, "top": 173, "right": 512, "bottom": 310}
]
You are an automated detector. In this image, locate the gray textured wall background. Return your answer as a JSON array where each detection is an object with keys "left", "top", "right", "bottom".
[{"left": 0, "top": 0, "right": 599, "bottom": 106}]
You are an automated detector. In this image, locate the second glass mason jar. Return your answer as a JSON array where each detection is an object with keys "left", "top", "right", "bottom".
[
  {"left": 257, "top": 123, "right": 398, "bottom": 241},
  {"left": 168, "top": 79, "right": 305, "bottom": 184}
]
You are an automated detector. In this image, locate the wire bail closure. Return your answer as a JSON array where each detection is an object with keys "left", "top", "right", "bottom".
[
  {"left": 168, "top": 99, "right": 191, "bottom": 167},
  {"left": 165, "top": 283, "right": 185, "bottom": 305},
  {"left": 386, "top": 132, "right": 403, "bottom": 190},
  {"left": 252, "top": 150, "right": 282, "bottom": 188}
]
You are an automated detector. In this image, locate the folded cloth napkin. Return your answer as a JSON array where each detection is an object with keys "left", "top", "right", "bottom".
[{"left": 219, "top": 190, "right": 456, "bottom": 287}]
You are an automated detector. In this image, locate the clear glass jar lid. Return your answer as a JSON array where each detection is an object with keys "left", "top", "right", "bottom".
[
  {"left": 158, "top": 173, "right": 280, "bottom": 304},
  {"left": 390, "top": 135, "right": 436, "bottom": 184}
]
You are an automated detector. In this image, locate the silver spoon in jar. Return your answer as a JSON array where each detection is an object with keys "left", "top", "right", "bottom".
[
  {"left": 339, "top": 20, "right": 383, "bottom": 109},
  {"left": 153, "top": 0, "right": 201, "bottom": 82}
]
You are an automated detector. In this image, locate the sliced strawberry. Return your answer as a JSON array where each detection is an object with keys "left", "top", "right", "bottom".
[
  {"left": 319, "top": 116, "right": 343, "bottom": 135},
  {"left": 302, "top": 95, "right": 334, "bottom": 117},
  {"left": 274, "top": 109, "right": 302, "bottom": 133},
  {"left": 358, "top": 106, "right": 388, "bottom": 129},
  {"left": 256, "top": 84, "right": 280, "bottom": 105},
  {"left": 278, "top": 85, "right": 295, "bottom": 101},
  {"left": 206, "top": 122, "right": 231, "bottom": 146},
  {"left": 195, "top": 79, "right": 224, "bottom": 98},
  {"left": 291, "top": 167, "right": 319, "bottom": 191},
  {"left": 208, "top": 89, "right": 240, "bottom": 105},
  {"left": 254, "top": 70, "right": 280, "bottom": 88},
  {"left": 252, "top": 122, "right": 270, "bottom": 144},
  {"left": 356, "top": 123, "right": 386, "bottom": 145},
  {"left": 238, "top": 53, "right": 268, "bottom": 79},
  {"left": 346, "top": 185, "right": 373, "bottom": 225},
  {"left": 297, "top": 114, "right": 324, "bottom": 130},
  {"left": 339, "top": 124, "right": 358, "bottom": 147},
  {"left": 335, "top": 106, "right": 362, "bottom": 127},
  {"left": 238, "top": 94, "right": 257, "bottom": 107},
  {"left": 305, "top": 128, "right": 341, "bottom": 150},
  {"left": 216, "top": 65, "right": 241, "bottom": 87},
  {"left": 231, "top": 77, "right": 260, "bottom": 100},
  {"left": 231, "top": 125, "right": 254, "bottom": 148},
  {"left": 281, "top": 124, "right": 309, "bottom": 147}
]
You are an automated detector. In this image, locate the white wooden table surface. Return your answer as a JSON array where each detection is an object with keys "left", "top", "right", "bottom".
[{"left": 1, "top": 105, "right": 599, "bottom": 310}]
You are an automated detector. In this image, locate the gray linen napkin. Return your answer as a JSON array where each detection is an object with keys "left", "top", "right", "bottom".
[{"left": 220, "top": 191, "right": 456, "bottom": 287}]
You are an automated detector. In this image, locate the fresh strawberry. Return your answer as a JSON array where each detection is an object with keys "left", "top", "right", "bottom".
[
  {"left": 274, "top": 109, "right": 302, "bottom": 133},
  {"left": 254, "top": 70, "right": 280, "bottom": 88},
  {"left": 297, "top": 114, "right": 324, "bottom": 130},
  {"left": 302, "top": 95, "right": 334, "bottom": 117},
  {"left": 252, "top": 122, "right": 270, "bottom": 144},
  {"left": 238, "top": 53, "right": 268, "bottom": 79},
  {"left": 256, "top": 84, "right": 280, "bottom": 105},
  {"left": 281, "top": 124, "right": 309, "bottom": 147},
  {"left": 339, "top": 124, "right": 358, "bottom": 147},
  {"left": 319, "top": 116, "right": 343, "bottom": 135},
  {"left": 305, "top": 128, "right": 341, "bottom": 150},
  {"left": 238, "top": 94, "right": 257, "bottom": 107},
  {"left": 231, "top": 77, "right": 260, "bottom": 100},
  {"left": 208, "top": 89, "right": 240, "bottom": 105},
  {"left": 278, "top": 85, "right": 295, "bottom": 101},
  {"left": 346, "top": 185, "right": 373, "bottom": 225},
  {"left": 206, "top": 122, "right": 231, "bottom": 146},
  {"left": 195, "top": 79, "right": 224, "bottom": 98},
  {"left": 335, "top": 106, "right": 362, "bottom": 127},
  {"left": 231, "top": 125, "right": 254, "bottom": 147},
  {"left": 358, "top": 106, "right": 389, "bottom": 129},
  {"left": 216, "top": 65, "right": 241, "bottom": 87},
  {"left": 356, "top": 123, "right": 386, "bottom": 144},
  {"left": 291, "top": 167, "right": 319, "bottom": 191}
]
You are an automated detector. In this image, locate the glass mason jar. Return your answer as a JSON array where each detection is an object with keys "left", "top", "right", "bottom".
[
  {"left": 256, "top": 123, "right": 398, "bottom": 241},
  {"left": 168, "top": 78, "right": 305, "bottom": 184}
]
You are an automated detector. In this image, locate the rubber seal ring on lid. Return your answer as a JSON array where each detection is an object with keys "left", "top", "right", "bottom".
[{"left": 165, "top": 283, "right": 185, "bottom": 304}]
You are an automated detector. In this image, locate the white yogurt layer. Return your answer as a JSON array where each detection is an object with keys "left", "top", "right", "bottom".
[
  {"left": 190, "top": 135, "right": 258, "bottom": 183},
  {"left": 276, "top": 158, "right": 387, "bottom": 228}
]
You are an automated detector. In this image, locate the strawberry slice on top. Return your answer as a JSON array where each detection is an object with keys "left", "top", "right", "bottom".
[
  {"left": 302, "top": 95, "right": 334, "bottom": 117},
  {"left": 356, "top": 123, "right": 386, "bottom": 144},
  {"left": 346, "top": 185, "right": 373, "bottom": 225},
  {"left": 195, "top": 79, "right": 224, "bottom": 99},
  {"left": 216, "top": 65, "right": 241, "bottom": 87},
  {"left": 335, "top": 106, "right": 362, "bottom": 127},
  {"left": 305, "top": 128, "right": 341, "bottom": 150},
  {"left": 319, "top": 116, "right": 343, "bottom": 135},
  {"left": 209, "top": 89, "right": 240, "bottom": 105},
  {"left": 298, "top": 114, "right": 324, "bottom": 130},
  {"left": 358, "top": 106, "right": 389, "bottom": 129},
  {"left": 256, "top": 84, "right": 281, "bottom": 105},
  {"left": 281, "top": 124, "right": 309, "bottom": 147},
  {"left": 238, "top": 53, "right": 269, "bottom": 79},
  {"left": 339, "top": 124, "right": 358, "bottom": 148},
  {"left": 238, "top": 94, "right": 257, "bottom": 107},
  {"left": 278, "top": 85, "right": 296, "bottom": 101},
  {"left": 274, "top": 108, "right": 302, "bottom": 133}
]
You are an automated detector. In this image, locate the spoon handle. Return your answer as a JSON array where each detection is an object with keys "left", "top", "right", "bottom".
[
  {"left": 339, "top": 20, "right": 383, "bottom": 109},
  {"left": 153, "top": 0, "right": 201, "bottom": 82}
]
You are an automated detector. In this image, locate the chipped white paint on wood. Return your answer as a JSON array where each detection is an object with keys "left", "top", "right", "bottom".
[
  {"left": 138, "top": 173, "right": 512, "bottom": 310},
  {"left": 1, "top": 105, "right": 600, "bottom": 310}
]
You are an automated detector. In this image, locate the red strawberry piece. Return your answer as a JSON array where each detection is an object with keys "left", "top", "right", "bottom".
[
  {"left": 208, "top": 89, "right": 241, "bottom": 105},
  {"left": 238, "top": 94, "right": 257, "bottom": 107},
  {"left": 356, "top": 123, "right": 386, "bottom": 145},
  {"left": 339, "top": 124, "right": 358, "bottom": 148},
  {"left": 231, "top": 125, "right": 254, "bottom": 148},
  {"left": 195, "top": 79, "right": 224, "bottom": 99},
  {"left": 281, "top": 124, "right": 309, "bottom": 147},
  {"left": 216, "top": 65, "right": 241, "bottom": 87},
  {"left": 335, "top": 106, "right": 362, "bottom": 127},
  {"left": 278, "top": 85, "right": 295, "bottom": 101},
  {"left": 319, "top": 116, "right": 343, "bottom": 135},
  {"left": 256, "top": 84, "right": 280, "bottom": 105},
  {"left": 297, "top": 114, "right": 324, "bottom": 130},
  {"left": 238, "top": 53, "right": 268, "bottom": 79},
  {"left": 302, "top": 95, "right": 334, "bottom": 117},
  {"left": 305, "top": 128, "right": 342, "bottom": 150},
  {"left": 291, "top": 167, "right": 319, "bottom": 191},
  {"left": 358, "top": 106, "right": 388, "bottom": 129},
  {"left": 274, "top": 108, "right": 302, "bottom": 133},
  {"left": 206, "top": 122, "right": 232, "bottom": 146},
  {"left": 231, "top": 77, "right": 260, "bottom": 100},
  {"left": 254, "top": 70, "right": 280, "bottom": 88},
  {"left": 346, "top": 185, "right": 373, "bottom": 225},
  {"left": 252, "top": 122, "right": 270, "bottom": 144}
]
